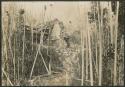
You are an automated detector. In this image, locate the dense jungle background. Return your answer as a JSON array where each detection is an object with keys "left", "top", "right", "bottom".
[{"left": 1, "top": 1, "right": 124, "bottom": 86}]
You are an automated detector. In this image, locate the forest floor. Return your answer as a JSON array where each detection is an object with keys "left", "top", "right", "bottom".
[{"left": 25, "top": 44, "right": 81, "bottom": 86}]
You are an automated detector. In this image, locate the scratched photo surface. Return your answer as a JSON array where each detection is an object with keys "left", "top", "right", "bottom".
[{"left": 1, "top": 1, "right": 124, "bottom": 86}]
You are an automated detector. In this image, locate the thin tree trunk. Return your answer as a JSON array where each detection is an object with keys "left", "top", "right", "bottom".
[
  {"left": 18, "top": 56, "right": 19, "bottom": 80},
  {"left": 47, "top": 23, "right": 51, "bottom": 75},
  {"left": 22, "top": 14, "right": 25, "bottom": 78},
  {"left": 31, "top": 24, "right": 33, "bottom": 51},
  {"left": 87, "top": 14, "right": 94, "bottom": 86},
  {"left": 5, "top": 34, "right": 8, "bottom": 85},
  {"left": 95, "top": 40, "right": 98, "bottom": 78},
  {"left": 81, "top": 24, "right": 84, "bottom": 85},
  {"left": 85, "top": 35, "right": 88, "bottom": 81},
  {"left": 13, "top": 33, "right": 16, "bottom": 84},
  {"left": 7, "top": 11, "right": 12, "bottom": 85},
  {"left": 2, "top": 12, "right": 5, "bottom": 81},
  {"left": 98, "top": 2, "right": 103, "bottom": 86},
  {"left": 12, "top": 7, "right": 16, "bottom": 84},
  {"left": 113, "top": 2, "right": 119, "bottom": 85}
]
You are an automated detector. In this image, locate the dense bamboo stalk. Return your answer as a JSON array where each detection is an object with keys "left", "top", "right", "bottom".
[
  {"left": 85, "top": 33, "right": 89, "bottom": 81},
  {"left": 13, "top": 32, "right": 16, "bottom": 84},
  {"left": 5, "top": 33, "right": 9, "bottom": 85},
  {"left": 31, "top": 24, "right": 34, "bottom": 51},
  {"left": 2, "top": 9, "right": 5, "bottom": 80},
  {"left": 113, "top": 2, "right": 119, "bottom": 85},
  {"left": 87, "top": 13, "right": 94, "bottom": 86},
  {"left": 81, "top": 25, "right": 84, "bottom": 85},
  {"left": 2, "top": 11, "right": 7, "bottom": 84},
  {"left": 6, "top": 10, "right": 12, "bottom": 85},
  {"left": 88, "top": 29, "right": 93, "bottom": 86},
  {"left": 22, "top": 14, "right": 25, "bottom": 78},
  {"left": 95, "top": 40, "right": 98, "bottom": 78},
  {"left": 17, "top": 56, "right": 19, "bottom": 80},
  {"left": 30, "top": 10, "right": 34, "bottom": 51},
  {"left": 98, "top": 2, "right": 103, "bottom": 85},
  {"left": 78, "top": 3, "right": 85, "bottom": 85},
  {"left": 48, "top": 43, "right": 51, "bottom": 75}
]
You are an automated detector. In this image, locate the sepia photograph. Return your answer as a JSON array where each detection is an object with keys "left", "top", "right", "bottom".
[{"left": 1, "top": 1, "right": 124, "bottom": 86}]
